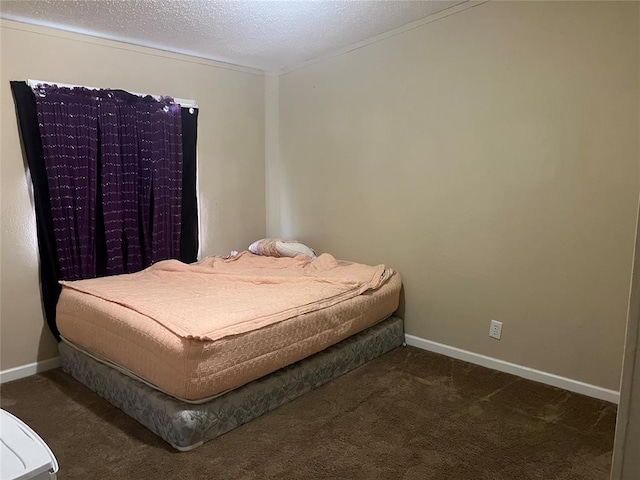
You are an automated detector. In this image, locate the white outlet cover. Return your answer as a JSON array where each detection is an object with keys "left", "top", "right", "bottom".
[{"left": 489, "top": 320, "right": 503, "bottom": 340}]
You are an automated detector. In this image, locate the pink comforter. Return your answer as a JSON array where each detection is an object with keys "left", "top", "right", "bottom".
[{"left": 60, "top": 252, "right": 391, "bottom": 341}]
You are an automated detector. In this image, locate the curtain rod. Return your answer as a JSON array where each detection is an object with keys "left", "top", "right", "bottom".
[{"left": 27, "top": 79, "right": 198, "bottom": 108}]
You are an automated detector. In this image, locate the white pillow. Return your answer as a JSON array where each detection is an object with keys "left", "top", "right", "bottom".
[
  {"left": 248, "top": 238, "right": 317, "bottom": 260},
  {"left": 274, "top": 241, "right": 316, "bottom": 259}
]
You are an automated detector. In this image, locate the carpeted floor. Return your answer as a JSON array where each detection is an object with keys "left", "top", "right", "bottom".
[{"left": 1, "top": 346, "right": 616, "bottom": 480}]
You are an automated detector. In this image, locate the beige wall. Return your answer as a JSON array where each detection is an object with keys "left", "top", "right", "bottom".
[
  {"left": 0, "top": 21, "right": 266, "bottom": 371},
  {"left": 274, "top": 1, "right": 640, "bottom": 390}
]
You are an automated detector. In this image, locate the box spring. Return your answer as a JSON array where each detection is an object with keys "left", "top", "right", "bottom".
[{"left": 59, "top": 316, "right": 404, "bottom": 451}]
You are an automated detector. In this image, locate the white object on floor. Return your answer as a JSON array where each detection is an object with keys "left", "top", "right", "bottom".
[{"left": 0, "top": 409, "right": 58, "bottom": 480}]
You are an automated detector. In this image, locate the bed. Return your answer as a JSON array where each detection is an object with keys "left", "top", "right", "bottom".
[{"left": 56, "top": 252, "right": 404, "bottom": 450}]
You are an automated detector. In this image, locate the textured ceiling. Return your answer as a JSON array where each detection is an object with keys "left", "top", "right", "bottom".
[{"left": 0, "top": 0, "right": 466, "bottom": 72}]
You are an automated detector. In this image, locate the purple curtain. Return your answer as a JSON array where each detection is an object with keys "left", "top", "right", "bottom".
[
  {"left": 134, "top": 102, "right": 183, "bottom": 266},
  {"left": 35, "top": 87, "right": 98, "bottom": 280},
  {"left": 34, "top": 85, "right": 183, "bottom": 280}
]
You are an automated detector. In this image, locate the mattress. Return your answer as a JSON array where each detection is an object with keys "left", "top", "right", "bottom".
[
  {"left": 57, "top": 272, "right": 401, "bottom": 402},
  {"left": 60, "top": 252, "right": 393, "bottom": 342}
]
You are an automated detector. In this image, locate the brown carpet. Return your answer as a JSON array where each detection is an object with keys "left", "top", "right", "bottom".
[{"left": 0, "top": 346, "right": 616, "bottom": 480}]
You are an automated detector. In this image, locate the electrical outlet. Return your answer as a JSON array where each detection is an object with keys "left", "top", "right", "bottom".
[{"left": 489, "top": 320, "right": 503, "bottom": 340}]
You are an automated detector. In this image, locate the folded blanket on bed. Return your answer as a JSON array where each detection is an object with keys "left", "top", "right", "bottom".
[{"left": 60, "top": 251, "right": 392, "bottom": 341}]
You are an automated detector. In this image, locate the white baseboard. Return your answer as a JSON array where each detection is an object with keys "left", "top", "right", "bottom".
[
  {"left": 0, "top": 339, "right": 620, "bottom": 403},
  {"left": 404, "top": 334, "right": 620, "bottom": 404},
  {"left": 0, "top": 357, "right": 61, "bottom": 384}
]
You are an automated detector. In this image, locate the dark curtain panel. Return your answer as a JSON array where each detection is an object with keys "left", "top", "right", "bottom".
[
  {"left": 10, "top": 81, "right": 199, "bottom": 340},
  {"left": 180, "top": 107, "right": 199, "bottom": 263},
  {"left": 10, "top": 81, "right": 62, "bottom": 340}
]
